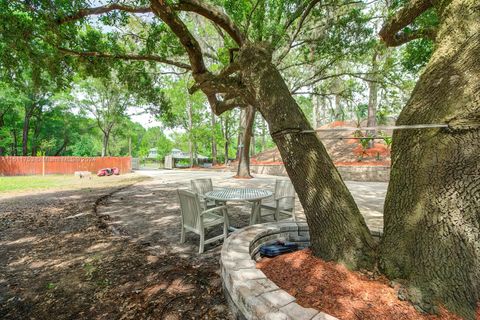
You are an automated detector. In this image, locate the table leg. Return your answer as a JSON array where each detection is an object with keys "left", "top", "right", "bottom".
[
  {"left": 250, "top": 201, "right": 260, "bottom": 225},
  {"left": 221, "top": 201, "right": 238, "bottom": 232}
]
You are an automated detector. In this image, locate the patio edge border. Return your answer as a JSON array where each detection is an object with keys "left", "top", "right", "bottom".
[{"left": 220, "top": 222, "right": 339, "bottom": 320}]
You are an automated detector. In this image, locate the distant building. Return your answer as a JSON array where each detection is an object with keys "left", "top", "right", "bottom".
[
  {"left": 165, "top": 148, "right": 209, "bottom": 168},
  {"left": 147, "top": 148, "right": 158, "bottom": 159}
]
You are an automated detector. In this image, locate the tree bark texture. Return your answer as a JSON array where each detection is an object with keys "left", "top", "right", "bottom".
[
  {"left": 238, "top": 44, "right": 376, "bottom": 269},
  {"left": 380, "top": 1, "right": 480, "bottom": 318},
  {"left": 236, "top": 105, "right": 255, "bottom": 178}
]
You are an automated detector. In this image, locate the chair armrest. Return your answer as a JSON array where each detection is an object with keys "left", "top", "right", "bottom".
[
  {"left": 201, "top": 205, "right": 228, "bottom": 215},
  {"left": 275, "top": 196, "right": 295, "bottom": 208},
  {"left": 198, "top": 193, "right": 214, "bottom": 201}
]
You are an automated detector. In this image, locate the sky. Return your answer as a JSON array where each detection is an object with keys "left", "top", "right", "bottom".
[{"left": 128, "top": 107, "right": 162, "bottom": 129}]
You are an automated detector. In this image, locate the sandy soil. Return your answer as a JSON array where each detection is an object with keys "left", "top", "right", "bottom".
[{"left": 0, "top": 175, "right": 233, "bottom": 320}]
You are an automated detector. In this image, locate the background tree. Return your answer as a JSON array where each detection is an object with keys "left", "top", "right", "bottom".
[
  {"left": 76, "top": 77, "right": 134, "bottom": 157},
  {"left": 161, "top": 76, "right": 212, "bottom": 166},
  {"left": 235, "top": 105, "right": 255, "bottom": 178}
]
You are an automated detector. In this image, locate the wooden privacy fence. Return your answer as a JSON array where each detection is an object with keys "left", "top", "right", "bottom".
[{"left": 0, "top": 157, "right": 132, "bottom": 176}]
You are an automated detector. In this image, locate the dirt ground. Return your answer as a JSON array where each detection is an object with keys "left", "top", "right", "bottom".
[
  {"left": 0, "top": 169, "right": 389, "bottom": 320},
  {"left": 0, "top": 174, "right": 234, "bottom": 320}
]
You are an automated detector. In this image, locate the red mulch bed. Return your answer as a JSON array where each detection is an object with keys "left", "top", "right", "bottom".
[
  {"left": 257, "top": 249, "right": 476, "bottom": 320},
  {"left": 353, "top": 143, "right": 390, "bottom": 158}
]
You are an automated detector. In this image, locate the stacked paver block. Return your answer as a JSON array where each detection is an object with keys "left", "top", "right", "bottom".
[{"left": 220, "top": 222, "right": 339, "bottom": 320}]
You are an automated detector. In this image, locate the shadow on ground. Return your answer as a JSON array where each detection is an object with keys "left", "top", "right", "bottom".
[{"left": 0, "top": 179, "right": 233, "bottom": 320}]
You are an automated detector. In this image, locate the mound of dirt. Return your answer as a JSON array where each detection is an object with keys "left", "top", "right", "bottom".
[{"left": 252, "top": 121, "right": 392, "bottom": 165}]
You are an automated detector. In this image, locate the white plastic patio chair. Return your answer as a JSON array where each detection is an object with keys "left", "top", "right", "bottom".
[
  {"left": 177, "top": 189, "right": 229, "bottom": 254},
  {"left": 260, "top": 180, "right": 296, "bottom": 222},
  {"left": 191, "top": 178, "right": 219, "bottom": 210}
]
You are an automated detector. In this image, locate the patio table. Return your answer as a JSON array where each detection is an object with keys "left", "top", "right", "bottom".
[{"left": 205, "top": 188, "right": 273, "bottom": 226}]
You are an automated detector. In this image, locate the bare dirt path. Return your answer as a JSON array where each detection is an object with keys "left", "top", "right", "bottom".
[{"left": 0, "top": 174, "right": 233, "bottom": 320}]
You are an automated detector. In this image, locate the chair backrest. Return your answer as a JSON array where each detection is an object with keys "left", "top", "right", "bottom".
[
  {"left": 274, "top": 180, "right": 295, "bottom": 209},
  {"left": 177, "top": 189, "right": 202, "bottom": 230},
  {"left": 191, "top": 178, "right": 213, "bottom": 195}
]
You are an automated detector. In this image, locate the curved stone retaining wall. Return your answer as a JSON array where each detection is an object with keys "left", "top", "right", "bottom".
[{"left": 221, "top": 222, "right": 338, "bottom": 320}]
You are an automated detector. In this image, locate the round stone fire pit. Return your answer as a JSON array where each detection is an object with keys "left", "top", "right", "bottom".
[{"left": 220, "top": 222, "right": 337, "bottom": 320}]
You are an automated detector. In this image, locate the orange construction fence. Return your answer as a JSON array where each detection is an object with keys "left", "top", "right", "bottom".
[{"left": 0, "top": 156, "right": 132, "bottom": 176}]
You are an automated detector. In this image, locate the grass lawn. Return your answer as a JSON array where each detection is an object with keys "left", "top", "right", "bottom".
[{"left": 0, "top": 173, "right": 147, "bottom": 193}]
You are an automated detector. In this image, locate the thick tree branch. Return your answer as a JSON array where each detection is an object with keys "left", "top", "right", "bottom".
[
  {"left": 58, "top": 47, "right": 191, "bottom": 69},
  {"left": 208, "top": 95, "right": 245, "bottom": 116},
  {"left": 150, "top": 1, "right": 207, "bottom": 75},
  {"left": 150, "top": 1, "right": 247, "bottom": 115},
  {"left": 379, "top": 0, "right": 434, "bottom": 47},
  {"left": 57, "top": 4, "right": 152, "bottom": 24},
  {"left": 189, "top": 72, "right": 244, "bottom": 96},
  {"left": 173, "top": 0, "right": 245, "bottom": 46}
]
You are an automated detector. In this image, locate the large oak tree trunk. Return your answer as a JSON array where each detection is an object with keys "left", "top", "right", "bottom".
[
  {"left": 238, "top": 44, "right": 376, "bottom": 269},
  {"left": 380, "top": 1, "right": 480, "bottom": 318},
  {"left": 236, "top": 105, "right": 255, "bottom": 178}
]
